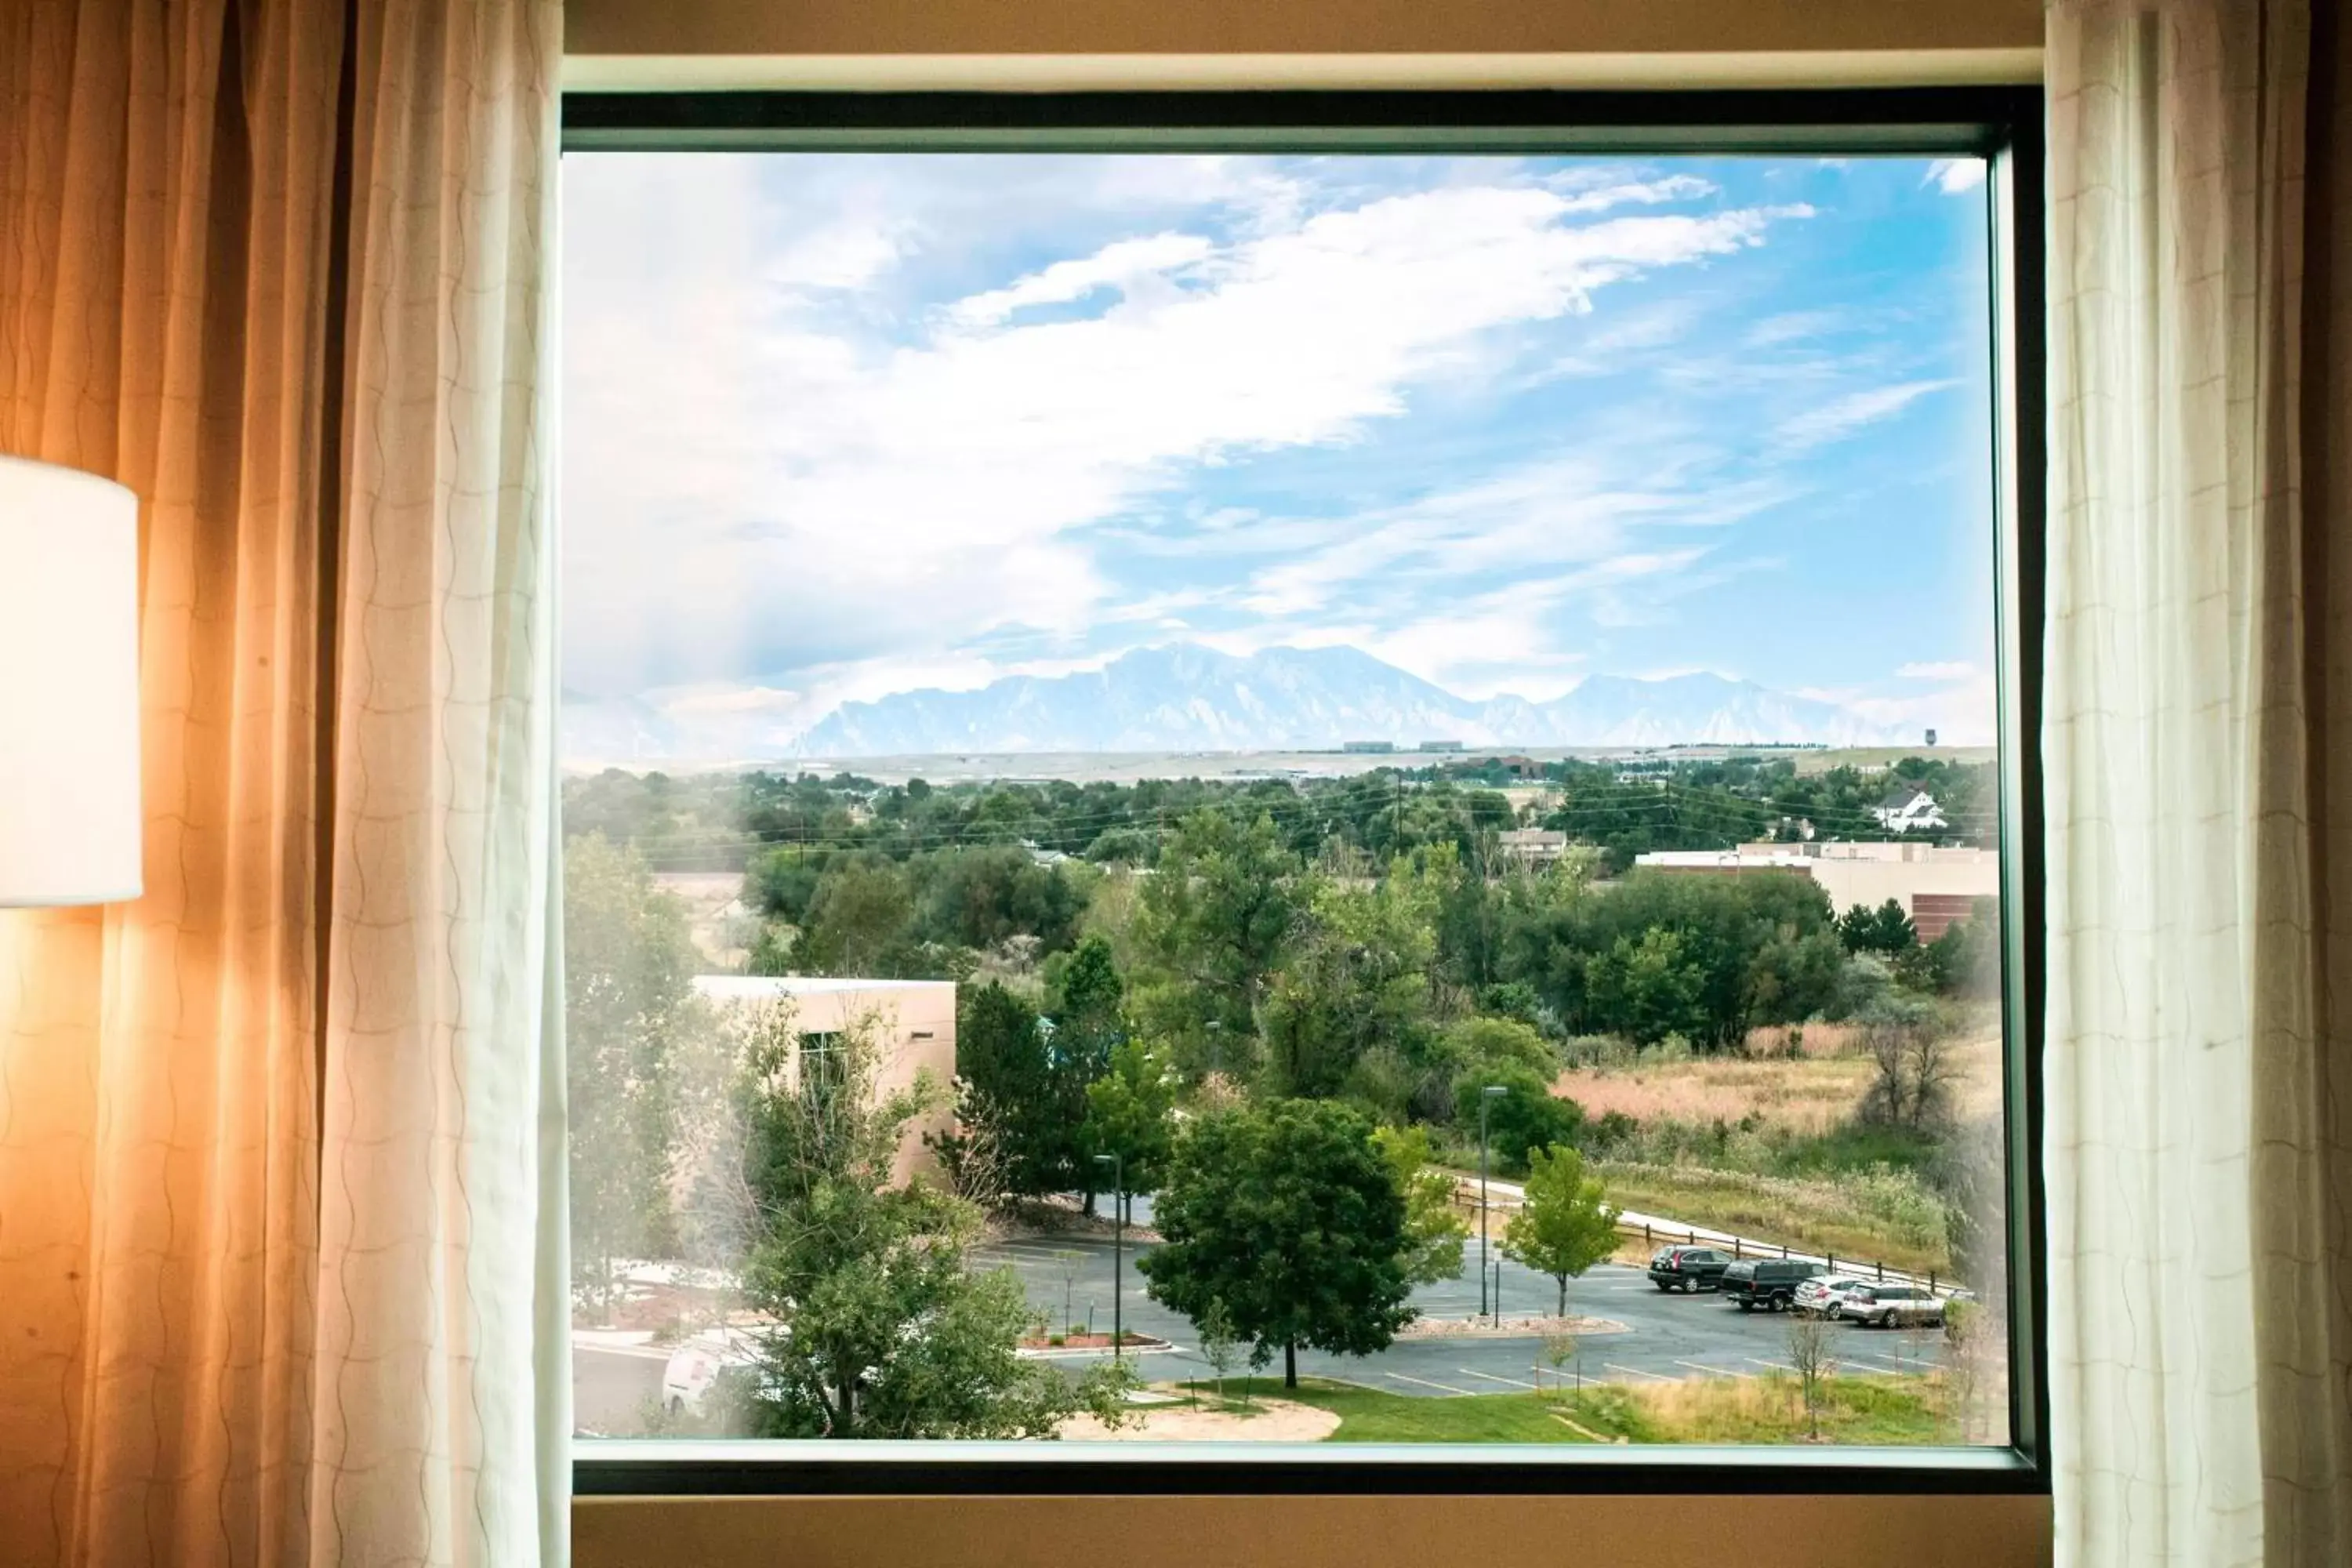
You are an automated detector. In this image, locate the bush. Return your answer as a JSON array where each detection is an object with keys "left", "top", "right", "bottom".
[{"left": 1456, "top": 1060, "right": 1584, "bottom": 1175}]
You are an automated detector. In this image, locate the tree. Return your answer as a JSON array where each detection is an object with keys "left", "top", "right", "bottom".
[
  {"left": 1786, "top": 1307, "right": 1838, "bottom": 1440},
  {"left": 1373, "top": 1124, "right": 1468, "bottom": 1286},
  {"left": 1131, "top": 809, "right": 1301, "bottom": 1045},
  {"left": 1839, "top": 898, "right": 1917, "bottom": 956},
  {"left": 565, "top": 833, "right": 702, "bottom": 1319},
  {"left": 794, "top": 858, "right": 915, "bottom": 975},
  {"left": 953, "top": 982, "right": 1069, "bottom": 1198},
  {"left": 1501, "top": 1145, "right": 1620, "bottom": 1318},
  {"left": 1454, "top": 1059, "right": 1584, "bottom": 1175},
  {"left": 1581, "top": 927, "right": 1710, "bottom": 1046},
  {"left": 1081, "top": 1037, "right": 1178, "bottom": 1208},
  {"left": 1857, "top": 995, "right": 1957, "bottom": 1131},
  {"left": 722, "top": 1008, "right": 1129, "bottom": 1438},
  {"left": 1198, "top": 1298, "right": 1242, "bottom": 1409},
  {"left": 1140, "top": 1098, "right": 1417, "bottom": 1388}
]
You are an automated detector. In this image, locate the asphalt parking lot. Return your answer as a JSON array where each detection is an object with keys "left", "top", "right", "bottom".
[
  {"left": 964, "top": 1232, "right": 1948, "bottom": 1398},
  {"left": 574, "top": 1232, "right": 1948, "bottom": 1432}
]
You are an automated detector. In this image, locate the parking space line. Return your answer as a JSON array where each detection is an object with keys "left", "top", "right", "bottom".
[
  {"left": 1838, "top": 1355, "right": 1918, "bottom": 1374},
  {"left": 1603, "top": 1363, "right": 1671, "bottom": 1383},
  {"left": 1383, "top": 1371, "right": 1475, "bottom": 1395},
  {"left": 1673, "top": 1359, "right": 1748, "bottom": 1377},
  {"left": 1456, "top": 1368, "right": 1539, "bottom": 1389},
  {"left": 1743, "top": 1357, "right": 1797, "bottom": 1373}
]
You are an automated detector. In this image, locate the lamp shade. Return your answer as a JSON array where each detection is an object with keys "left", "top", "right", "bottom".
[{"left": 0, "top": 456, "right": 141, "bottom": 906}]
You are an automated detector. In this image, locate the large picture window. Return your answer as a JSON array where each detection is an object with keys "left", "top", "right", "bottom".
[{"left": 560, "top": 90, "right": 2044, "bottom": 1491}]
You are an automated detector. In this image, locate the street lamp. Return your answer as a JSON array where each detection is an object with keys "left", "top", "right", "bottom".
[
  {"left": 1479, "top": 1085, "right": 1508, "bottom": 1319},
  {"left": 1093, "top": 1151, "right": 1124, "bottom": 1359}
]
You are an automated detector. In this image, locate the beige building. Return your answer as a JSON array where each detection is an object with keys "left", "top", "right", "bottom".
[
  {"left": 690, "top": 975, "right": 957, "bottom": 1184},
  {"left": 1634, "top": 840, "right": 2000, "bottom": 941}
]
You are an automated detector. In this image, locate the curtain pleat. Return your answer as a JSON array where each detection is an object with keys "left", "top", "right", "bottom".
[
  {"left": 2046, "top": 2, "right": 2352, "bottom": 1565},
  {"left": 0, "top": 1, "right": 565, "bottom": 1563},
  {"left": 313, "top": 1, "right": 565, "bottom": 1562}
]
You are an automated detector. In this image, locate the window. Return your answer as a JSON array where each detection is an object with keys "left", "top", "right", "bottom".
[{"left": 561, "top": 89, "right": 2044, "bottom": 1492}]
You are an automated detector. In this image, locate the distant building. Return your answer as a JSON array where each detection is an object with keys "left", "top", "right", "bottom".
[
  {"left": 1633, "top": 840, "right": 1997, "bottom": 941},
  {"left": 1924, "top": 728, "right": 1939, "bottom": 748},
  {"left": 1418, "top": 739, "right": 1465, "bottom": 753},
  {"left": 1491, "top": 755, "right": 1542, "bottom": 779},
  {"left": 1342, "top": 740, "right": 1396, "bottom": 754},
  {"left": 691, "top": 976, "right": 956, "bottom": 1184},
  {"left": 1497, "top": 828, "right": 1570, "bottom": 867},
  {"left": 1871, "top": 784, "right": 1948, "bottom": 833},
  {"left": 1020, "top": 838, "right": 1071, "bottom": 867}
]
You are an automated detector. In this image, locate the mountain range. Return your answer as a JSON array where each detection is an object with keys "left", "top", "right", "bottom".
[{"left": 564, "top": 643, "right": 1909, "bottom": 763}]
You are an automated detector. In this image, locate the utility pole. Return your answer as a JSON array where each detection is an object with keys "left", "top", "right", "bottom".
[
  {"left": 1094, "top": 1152, "right": 1125, "bottom": 1358},
  {"left": 1479, "top": 1084, "right": 1508, "bottom": 1317}
]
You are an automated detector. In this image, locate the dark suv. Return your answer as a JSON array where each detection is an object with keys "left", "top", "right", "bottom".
[
  {"left": 1716, "top": 1258, "right": 1822, "bottom": 1311},
  {"left": 1647, "top": 1246, "right": 1732, "bottom": 1293}
]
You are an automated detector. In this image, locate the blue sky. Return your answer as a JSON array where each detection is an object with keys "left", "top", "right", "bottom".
[{"left": 561, "top": 151, "right": 1995, "bottom": 744}]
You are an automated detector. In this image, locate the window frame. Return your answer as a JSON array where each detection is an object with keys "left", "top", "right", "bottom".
[{"left": 558, "top": 83, "right": 2049, "bottom": 1499}]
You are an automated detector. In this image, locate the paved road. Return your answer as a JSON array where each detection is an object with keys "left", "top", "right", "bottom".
[{"left": 574, "top": 1232, "right": 1946, "bottom": 1432}]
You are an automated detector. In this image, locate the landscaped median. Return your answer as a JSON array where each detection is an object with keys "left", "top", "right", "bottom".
[{"left": 1054, "top": 1374, "right": 1960, "bottom": 1445}]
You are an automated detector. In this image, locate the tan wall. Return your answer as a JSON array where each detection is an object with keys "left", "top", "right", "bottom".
[
  {"left": 1807, "top": 856, "right": 2001, "bottom": 924},
  {"left": 577, "top": 1493, "right": 2053, "bottom": 1567},
  {"left": 785, "top": 982, "right": 956, "bottom": 1184},
  {"left": 565, "top": 0, "right": 2042, "bottom": 64}
]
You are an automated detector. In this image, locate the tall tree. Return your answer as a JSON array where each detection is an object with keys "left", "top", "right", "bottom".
[
  {"left": 1080, "top": 1038, "right": 1178, "bottom": 1207},
  {"left": 1131, "top": 809, "right": 1301, "bottom": 1049},
  {"left": 1501, "top": 1145, "right": 1620, "bottom": 1318},
  {"left": 724, "top": 1009, "right": 1130, "bottom": 1437},
  {"left": 1372, "top": 1124, "right": 1468, "bottom": 1286},
  {"left": 953, "top": 982, "right": 1072, "bottom": 1199},
  {"left": 565, "top": 833, "right": 702, "bottom": 1318},
  {"left": 1140, "top": 1099, "right": 1416, "bottom": 1387}
]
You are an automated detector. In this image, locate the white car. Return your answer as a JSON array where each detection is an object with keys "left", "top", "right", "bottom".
[
  {"left": 1792, "top": 1274, "right": 1865, "bottom": 1316},
  {"left": 660, "top": 1326, "right": 769, "bottom": 1416},
  {"left": 1836, "top": 1283, "right": 1946, "bottom": 1329}
]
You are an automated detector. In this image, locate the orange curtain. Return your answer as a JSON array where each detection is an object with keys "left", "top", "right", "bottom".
[{"left": 0, "top": 2, "right": 564, "bottom": 1563}]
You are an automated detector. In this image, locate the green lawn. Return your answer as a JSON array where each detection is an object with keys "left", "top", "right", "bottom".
[{"left": 1181, "top": 1374, "right": 1951, "bottom": 1446}]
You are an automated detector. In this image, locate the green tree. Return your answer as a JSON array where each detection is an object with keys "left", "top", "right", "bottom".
[
  {"left": 1455, "top": 1059, "right": 1585, "bottom": 1175},
  {"left": 1140, "top": 1098, "right": 1417, "bottom": 1388},
  {"left": 726, "top": 1008, "right": 1130, "bottom": 1438},
  {"left": 795, "top": 858, "right": 914, "bottom": 975},
  {"left": 1081, "top": 1038, "right": 1178, "bottom": 1205},
  {"left": 1131, "top": 810, "right": 1301, "bottom": 1049},
  {"left": 1501, "top": 1145, "right": 1620, "bottom": 1318},
  {"left": 565, "top": 833, "right": 702, "bottom": 1319},
  {"left": 1373, "top": 1124, "right": 1468, "bottom": 1286},
  {"left": 1581, "top": 927, "right": 1710, "bottom": 1046},
  {"left": 953, "top": 982, "right": 1073, "bottom": 1199}
]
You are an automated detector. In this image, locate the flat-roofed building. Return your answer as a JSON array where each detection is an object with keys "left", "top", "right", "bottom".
[
  {"left": 1633, "top": 840, "right": 1998, "bottom": 940},
  {"left": 690, "top": 975, "right": 956, "bottom": 1184},
  {"left": 1498, "top": 827, "right": 1570, "bottom": 866}
]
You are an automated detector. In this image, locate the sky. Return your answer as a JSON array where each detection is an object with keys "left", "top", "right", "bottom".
[{"left": 561, "top": 151, "right": 1998, "bottom": 746}]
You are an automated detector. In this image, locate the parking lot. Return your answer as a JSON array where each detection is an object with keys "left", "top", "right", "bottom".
[
  {"left": 965, "top": 1232, "right": 1950, "bottom": 1399},
  {"left": 575, "top": 1232, "right": 1951, "bottom": 1432}
]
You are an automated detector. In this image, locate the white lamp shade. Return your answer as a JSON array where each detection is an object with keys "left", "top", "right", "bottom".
[{"left": 0, "top": 456, "right": 142, "bottom": 906}]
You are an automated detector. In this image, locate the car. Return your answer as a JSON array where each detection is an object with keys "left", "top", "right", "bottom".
[
  {"left": 660, "top": 1325, "right": 771, "bottom": 1416},
  {"left": 1792, "top": 1273, "right": 1865, "bottom": 1316},
  {"left": 1717, "top": 1258, "right": 1823, "bottom": 1311},
  {"left": 1647, "top": 1245, "right": 1733, "bottom": 1292},
  {"left": 1836, "top": 1283, "right": 1947, "bottom": 1329}
]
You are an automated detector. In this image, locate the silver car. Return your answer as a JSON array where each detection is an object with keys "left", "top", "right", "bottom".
[
  {"left": 1837, "top": 1283, "right": 1946, "bottom": 1329},
  {"left": 1792, "top": 1273, "right": 1864, "bottom": 1316}
]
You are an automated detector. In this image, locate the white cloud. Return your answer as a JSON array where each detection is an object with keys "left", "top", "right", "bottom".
[
  {"left": 1897, "top": 659, "right": 1977, "bottom": 681},
  {"left": 1926, "top": 159, "right": 1987, "bottom": 194},
  {"left": 1778, "top": 379, "right": 1955, "bottom": 450},
  {"left": 946, "top": 232, "right": 1215, "bottom": 328},
  {"left": 562, "top": 160, "right": 1810, "bottom": 700}
]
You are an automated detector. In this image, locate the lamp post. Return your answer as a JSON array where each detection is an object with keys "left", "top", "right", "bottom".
[
  {"left": 1093, "top": 1151, "right": 1124, "bottom": 1358},
  {"left": 1479, "top": 1084, "right": 1507, "bottom": 1319}
]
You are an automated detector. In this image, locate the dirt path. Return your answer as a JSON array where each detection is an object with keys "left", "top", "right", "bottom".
[{"left": 1058, "top": 1396, "right": 1341, "bottom": 1443}]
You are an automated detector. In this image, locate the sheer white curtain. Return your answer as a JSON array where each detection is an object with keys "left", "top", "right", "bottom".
[
  {"left": 2045, "top": 2, "right": 2352, "bottom": 1565},
  {"left": 0, "top": 2, "right": 566, "bottom": 1564}
]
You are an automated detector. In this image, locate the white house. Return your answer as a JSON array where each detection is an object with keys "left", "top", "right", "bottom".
[{"left": 1871, "top": 784, "right": 1947, "bottom": 833}]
